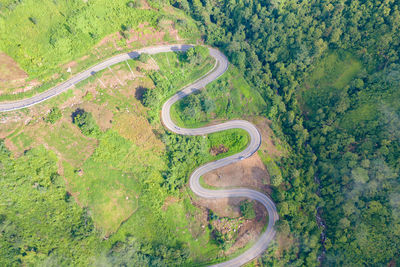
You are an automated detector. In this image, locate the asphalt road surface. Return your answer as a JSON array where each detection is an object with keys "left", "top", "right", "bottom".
[{"left": 0, "top": 44, "right": 278, "bottom": 266}]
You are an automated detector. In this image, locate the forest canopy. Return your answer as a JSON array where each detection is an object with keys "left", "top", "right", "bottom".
[{"left": 173, "top": 0, "right": 400, "bottom": 265}]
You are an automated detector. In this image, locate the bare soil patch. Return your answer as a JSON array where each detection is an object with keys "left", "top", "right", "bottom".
[
  {"left": 252, "top": 116, "right": 285, "bottom": 158},
  {"left": 210, "top": 144, "right": 229, "bottom": 156},
  {"left": 203, "top": 153, "right": 271, "bottom": 194},
  {"left": 0, "top": 53, "right": 27, "bottom": 82},
  {"left": 194, "top": 197, "right": 244, "bottom": 218},
  {"left": 77, "top": 102, "right": 114, "bottom": 131}
]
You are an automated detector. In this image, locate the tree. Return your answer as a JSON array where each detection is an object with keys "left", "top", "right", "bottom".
[
  {"left": 186, "top": 46, "right": 209, "bottom": 65},
  {"left": 72, "top": 109, "right": 101, "bottom": 137},
  {"left": 240, "top": 200, "right": 256, "bottom": 219}
]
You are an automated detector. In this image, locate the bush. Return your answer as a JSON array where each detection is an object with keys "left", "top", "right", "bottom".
[
  {"left": 239, "top": 200, "right": 256, "bottom": 219},
  {"left": 138, "top": 53, "right": 150, "bottom": 63},
  {"left": 186, "top": 46, "right": 209, "bottom": 65},
  {"left": 44, "top": 107, "right": 62, "bottom": 124},
  {"left": 126, "top": 0, "right": 140, "bottom": 8},
  {"left": 72, "top": 109, "right": 101, "bottom": 137}
]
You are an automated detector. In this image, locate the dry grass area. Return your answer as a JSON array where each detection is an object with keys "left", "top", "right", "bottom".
[
  {"left": 253, "top": 116, "right": 286, "bottom": 158},
  {"left": 203, "top": 153, "right": 271, "bottom": 193},
  {"left": 0, "top": 53, "right": 27, "bottom": 82},
  {"left": 0, "top": 52, "right": 38, "bottom": 95},
  {"left": 78, "top": 102, "right": 115, "bottom": 131},
  {"left": 113, "top": 112, "right": 165, "bottom": 153}
]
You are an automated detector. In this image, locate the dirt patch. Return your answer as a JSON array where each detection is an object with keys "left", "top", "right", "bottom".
[
  {"left": 203, "top": 153, "right": 271, "bottom": 194},
  {"left": 162, "top": 196, "right": 179, "bottom": 211},
  {"left": 210, "top": 144, "right": 229, "bottom": 156},
  {"left": 76, "top": 102, "right": 114, "bottom": 131},
  {"left": 194, "top": 197, "right": 243, "bottom": 218},
  {"left": 0, "top": 53, "right": 27, "bottom": 83},
  {"left": 140, "top": 0, "right": 151, "bottom": 9}
]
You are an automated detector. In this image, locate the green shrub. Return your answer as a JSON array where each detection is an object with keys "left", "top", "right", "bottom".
[
  {"left": 72, "top": 109, "right": 101, "bottom": 137},
  {"left": 44, "top": 107, "right": 62, "bottom": 124},
  {"left": 239, "top": 200, "right": 256, "bottom": 219},
  {"left": 126, "top": 0, "right": 140, "bottom": 8},
  {"left": 139, "top": 53, "right": 151, "bottom": 63},
  {"left": 186, "top": 46, "right": 209, "bottom": 65}
]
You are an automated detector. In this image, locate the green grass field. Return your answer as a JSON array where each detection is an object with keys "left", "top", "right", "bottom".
[
  {"left": 206, "top": 129, "right": 249, "bottom": 160},
  {"left": 0, "top": 0, "right": 159, "bottom": 76},
  {"left": 171, "top": 65, "right": 266, "bottom": 128},
  {"left": 300, "top": 50, "right": 363, "bottom": 113},
  {"left": 304, "top": 51, "right": 362, "bottom": 90}
]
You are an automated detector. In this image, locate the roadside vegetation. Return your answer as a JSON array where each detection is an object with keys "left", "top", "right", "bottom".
[
  {"left": 171, "top": 65, "right": 266, "bottom": 128},
  {"left": 240, "top": 200, "right": 256, "bottom": 220},
  {"left": 141, "top": 46, "right": 215, "bottom": 123}
]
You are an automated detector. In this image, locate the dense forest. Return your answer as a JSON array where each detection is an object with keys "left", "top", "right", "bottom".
[{"left": 172, "top": 0, "right": 400, "bottom": 265}]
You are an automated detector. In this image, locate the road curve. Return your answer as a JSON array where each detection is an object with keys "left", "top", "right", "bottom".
[
  {"left": 0, "top": 44, "right": 278, "bottom": 266},
  {"left": 162, "top": 47, "right": 278, "bottom": 266}
]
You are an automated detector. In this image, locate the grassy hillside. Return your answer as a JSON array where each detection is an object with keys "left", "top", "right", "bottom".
[
  {"left": 0, "top": 48, "right": 259, "bottom": 265},
  {"left": 0, "top": 0, "right": 200, "bottom": 98}
]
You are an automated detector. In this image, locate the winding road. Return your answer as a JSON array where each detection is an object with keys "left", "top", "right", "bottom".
[{"left": 0, "top": 44, "right": 278, "bottom": 266}]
